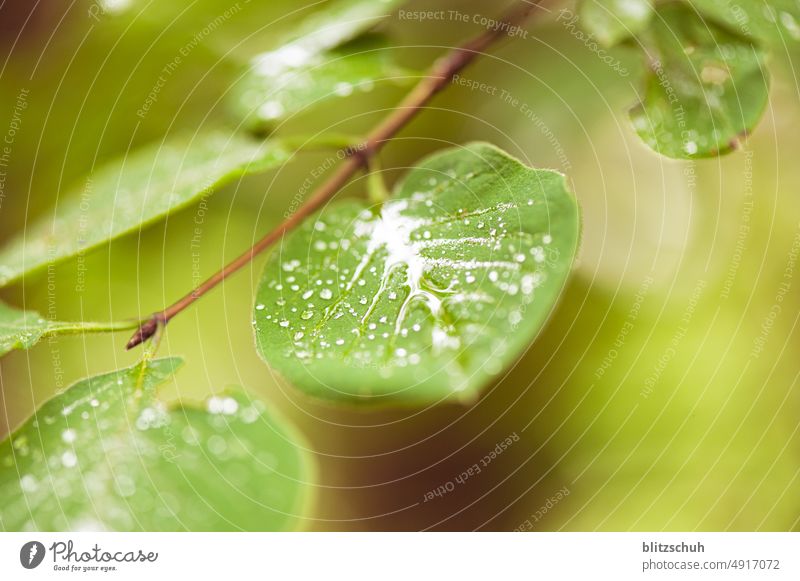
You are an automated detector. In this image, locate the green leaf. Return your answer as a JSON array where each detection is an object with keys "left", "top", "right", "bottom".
[
  {"left": 691, "top": 0, "right": 800, "bottom": 45},
  {"left": 0, "top": 131, "right": 291, "bottom": 287},
  {"left": 276, "top": 0, "right": 405, "bottom": 54},
  {"left": 89, "top": 0, "right": 406, "bottom": 62},
  {"left": 0, "top": 358, "right": 314, "bottom": 531},
  {"left": 629, "top": 2, "right": 769, "bottom": 159},
  {"left": 227, "top": 0, "right": 407, "bottom": 131},
  {"left": 0, "top": 301, "right": 138, "bottom": 358},
  {"left": 232, "top": 36, "right": 412, "bottom": 132},
  {"left": 579, "top": 0, "right": 654, "bottom": 46},
  {"left": 254, "top": 143, "right": 580, "bottom": 404}
]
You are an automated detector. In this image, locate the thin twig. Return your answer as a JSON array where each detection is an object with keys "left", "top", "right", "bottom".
[{"left": 127, "top": 0, "right": 540, "bottom": 349}]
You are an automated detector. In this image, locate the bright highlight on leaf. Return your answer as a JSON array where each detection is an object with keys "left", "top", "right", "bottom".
[
  {"left": 231, "top": 0, "right": 409, "bottom": 132},
  {"left": 254, "top": 143, "right": 580, "bottom": 404},
  {"left": 579, "top": 0, "right": 654, "bottom": 46},
  {"left": 0, "top": 301, "right": 138, "bottom": 358},
  {"left": 0, "top": 132, "right": 291, "bottom": 287},
  {"left": 0, "top": 358, "right": 314, "bottom": 531},
  {"left": 629, "top": 2, "right": 769, "bottom": 159},
  {"left": 273, "top": 0, "right": 406, "bottom": 55},
  {"left": 232, "top": 36, "right": 412, "bottom": 133}
]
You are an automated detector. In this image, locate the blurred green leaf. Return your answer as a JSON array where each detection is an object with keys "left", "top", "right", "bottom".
[
  {"left": 231, "top": 35, "right": 413, "bottom": 132},
  {"left": 254, "top": 143, "right": 580, "bottom": 404},
  {"left": 629, "top": 2, "right": 769, "bottom": 159},
  {"left": 274, "top": 0, "right": 405, "bottom": 54},
  {"left": 691, "top": 0, "right": 800, "bottom": 45},
  {"left": 0, "top": 302, "right": 138, "bottom": 358},
  {"left": 0, "top": 358, "right": 314, "bottom": 531},
  {"left": 579, "top": 0, "right": 654, "bottom": 46},
  {"left": 90, "top": 0, "right": 406, "bottom": 61},
  {"left": 228, "top": 0, "right": 409, "bottom": 132},
  {"left": 0, "top": 131, "right": 291, "bottom": 287}
]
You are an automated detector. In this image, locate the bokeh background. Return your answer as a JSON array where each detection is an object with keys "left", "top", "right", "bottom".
[{"left": 1, "top": 0, "right": 798, "bottom": 531}]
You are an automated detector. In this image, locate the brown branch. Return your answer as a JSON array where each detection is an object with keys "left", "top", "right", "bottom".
[{"left": 127, "top": 0, "right": 541, "bottom": 350}]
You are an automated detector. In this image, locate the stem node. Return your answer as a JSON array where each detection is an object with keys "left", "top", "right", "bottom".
[{"left": 126, "top": 313, "right": 167, "bottom": 350}]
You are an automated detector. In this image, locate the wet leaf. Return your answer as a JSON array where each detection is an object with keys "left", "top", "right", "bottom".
[
  {"left": 232, "top": 35, "right": 412, "bottom": 132},
  {"left": 0, "top": 132, "right": 291, "bottom": 287},
  {"left": 230, "top": 0, "right": 410, "bottom": 131},
  {"left": 691, "top": 0, "right": 800, "bottom": 45},
  {"left": 274, "top": 0, "right": 405, "bottom": 54},
  {"left": 0, "top": 301, "right": 138, "bottom": 358},
  {"left": 579, "top": 0, "right": 654, "bottom": 46},
  {"left": 629, "top": 2, "right": 769, "bottom": 159},
  {"left": 254, "top": 143, "right": 580, "bottom": 404},
  {"left": 0, "top": 358, "right": 314, "bottom": 531}
]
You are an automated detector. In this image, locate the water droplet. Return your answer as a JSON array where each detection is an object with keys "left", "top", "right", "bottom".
[
  {"left": 20, "top": 474, "right": 38, "bottom": 492},
  {"left": 701, "top": 62, "right": 730, "bottom": 86},
  {"left": 781, "top": 11, "right": 800, "bottom": 39},
  {"left": 334, "top": 82, "right": 353, "bottom": 96},
  {"left": 259, "top": 100, "right": 284, "bottom": 120},
  {"left": 136, "top": 405, "right": 169, "bottom": 430},
  {"left": 115, "top": 474, "right": 136, "bottom": 497},
  {"left": 207, "top": 396, "right": 239, "bottom": 415},
  {"left": 61, "top": 451, "right": 77, "bottom": 468},
  {"left": 240, "top": 406, "right": 259, "bottom": 424},
  {"left": 61, "top": 429, "right": 77, "bottom": 444},
  {"left": 207, "top": 435, "right": 228, "bottom": 456}
]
